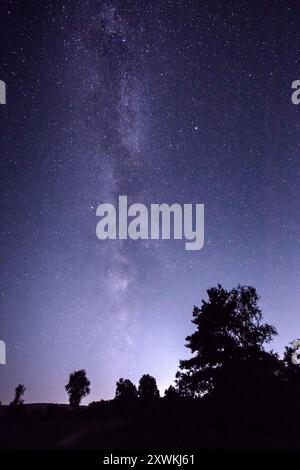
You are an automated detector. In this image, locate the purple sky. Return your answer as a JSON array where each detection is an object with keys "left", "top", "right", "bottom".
[{"left": 0, "top": 0, "right": 300, "bottom": 404}]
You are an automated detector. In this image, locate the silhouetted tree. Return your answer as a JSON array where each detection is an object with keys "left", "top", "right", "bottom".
[
  {"left": 10, "top": 384, "right": 26, "bottom": 406},
  {"left": 177, "top": 285, "right": 278, "bottom": 397},
  {"left": 65, "top": 369, "right": 90, "bottom": 408},
  {"left": 115, "top": 378, "right": 138, "bottom": 401},
  {"left": 138, "top": 374, "right": 160, "bottom": 400}
]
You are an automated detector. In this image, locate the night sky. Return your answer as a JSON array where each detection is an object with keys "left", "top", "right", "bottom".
[{"left": 0, "top": 0, "right": 300, "bottom": 404}]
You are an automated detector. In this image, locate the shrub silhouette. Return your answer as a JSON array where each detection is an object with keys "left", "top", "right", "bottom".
[{"left": 164, "top": 385, "right": 179, "bottom": 400}]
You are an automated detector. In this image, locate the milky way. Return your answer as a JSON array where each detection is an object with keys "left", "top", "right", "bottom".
[{"left": 0, "top": 0, "right": 300, "bottom": 403}]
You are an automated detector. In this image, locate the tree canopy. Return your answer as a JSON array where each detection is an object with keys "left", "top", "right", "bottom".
[
  {"left": 115, "top": 378, "right": 138, "bottom": 401},
  {"left": 177, "top": 284, "right": 278, "bottom": 397},
  {"left": 65, "top": 369, "right": 91, "bottom": 408},
  {"left": 138, "top": 374, "right": 160, "bottom": 400}
]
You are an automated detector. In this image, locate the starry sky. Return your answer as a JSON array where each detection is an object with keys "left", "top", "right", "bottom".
[{"left": 0, "top": 0, "right": 300, "bottom": 404}]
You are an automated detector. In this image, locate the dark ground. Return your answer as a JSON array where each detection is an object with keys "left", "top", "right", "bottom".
[{"left": 1, "top": 397, "right": 299, "bottom": 450}]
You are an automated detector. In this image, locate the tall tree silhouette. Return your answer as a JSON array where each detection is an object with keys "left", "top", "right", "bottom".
[
  {"left": 10, "top": 384, "right": 25, "bottom": 406},
  {"left": 138, "top": 374, "right": 160, "bottom": 400},
  {"left": 115, "top": 378, "right": 138, "bottom": 401},
  {"left": 177, "top": 285, "right": 277, "bottom": 397},
  {"left": 65, "top": 369, "right": 90, "bottom": 408}
]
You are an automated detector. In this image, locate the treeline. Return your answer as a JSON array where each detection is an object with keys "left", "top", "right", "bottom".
[{"left": 4, "top": 285, "right": 300, "bottom": 428}]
